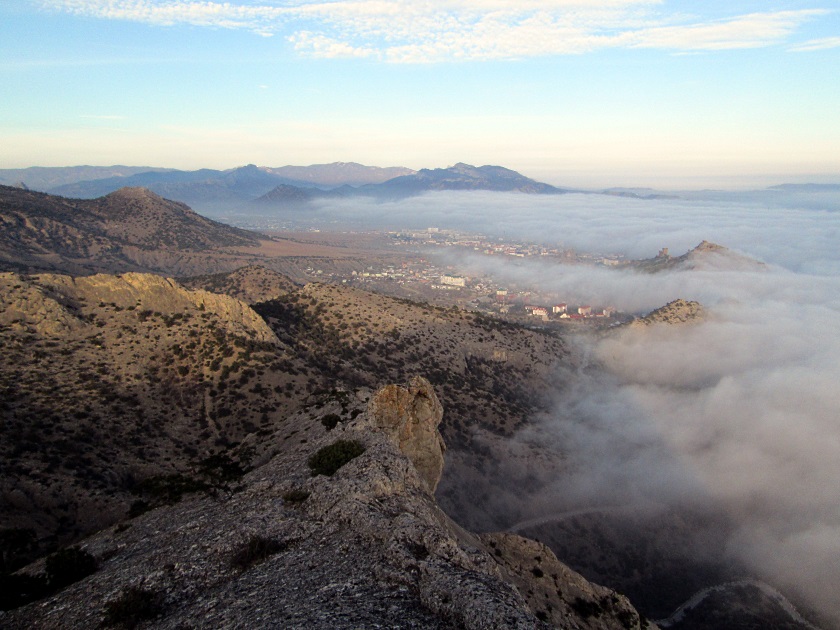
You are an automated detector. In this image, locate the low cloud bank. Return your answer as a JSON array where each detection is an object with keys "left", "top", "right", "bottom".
[
  {"left": 310, "top": 189, "right": 840, "bottom": 274},
  {"left": 382, "top": 190, "right": 840, "bottom": 624}
]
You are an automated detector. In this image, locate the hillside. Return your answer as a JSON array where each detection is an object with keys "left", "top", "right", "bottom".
[
  {"left": 0, "top": 271, "right": 565, "bottom": 549},
  {"left": 178, "top": 265, "right": 300, "bottom": 304},
  {"left": 2, "top": 377, "right": 647, "bottom": 629},
  {"left": 630, "top": 299, "right": 705, "bottom": 327},
  {"left": 0, "top": 185, "right": 273, "bottom": 276}
]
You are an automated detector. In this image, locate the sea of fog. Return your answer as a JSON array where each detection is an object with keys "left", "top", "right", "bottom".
[{"left": 300, "top": 189, "right": 840, "bottom": 623}]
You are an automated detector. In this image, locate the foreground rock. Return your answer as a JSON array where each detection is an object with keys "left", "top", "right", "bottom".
[{"left": 3, "top": 380, "right": 650, "bottom": 629}]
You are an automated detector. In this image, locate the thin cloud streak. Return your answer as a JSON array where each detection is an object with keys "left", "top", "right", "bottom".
[
  {"left": 790, "top": 35, "right": 840, "bottom": 51},
  {"left": 41, "top": 0, "right": 828, "bottom": 61}
]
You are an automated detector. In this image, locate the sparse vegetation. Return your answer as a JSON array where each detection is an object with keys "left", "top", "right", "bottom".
[
  {"left": 308, "top": 440, "right": 366, "bottom": 477},
  {"left": 229, "top": 535, "right": 287, "bottom": 571},
  {"left": 103, "top": 586, "right": 165, "bottom": 628}
]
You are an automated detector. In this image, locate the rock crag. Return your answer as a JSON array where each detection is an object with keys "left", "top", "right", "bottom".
[{"left": 366, "top": 376, "right": 447, "bottom": 493}]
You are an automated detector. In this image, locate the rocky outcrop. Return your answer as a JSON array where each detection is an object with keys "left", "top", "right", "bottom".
[
  {"left": 2, "top": 381, "right": 649, "bottom": 629},
  {"left": 0, "top": 271, "right": 277, "bottom": 343},
  {"left": 365, "top": 376, "right": 447, "bottom": 492}
]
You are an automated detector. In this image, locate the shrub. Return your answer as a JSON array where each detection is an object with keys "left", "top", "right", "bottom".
[
  {"left": 0, "top": 527, "right": 37, "bottom": 574},
  {"left": 570, "top": 597, "right": 604, "bottom": 619},
  {"left": 131, "top": 474, "right": 209, "bottom": 507},
  {"left": 103, "top": 586, "right": 164, "bottom": 628},
  {"left": 45, "top": 547, "right": 98, "bottom": 590},
  {"left": 308, "top": 440, "right": 365, "bottom": 477},
  {"left": 282, "top": 489, "right": 310, "bottom": 503},
  {"left": 229, "top": 536, "right": 286, "bottom": 572},
  {"left": 320, "top": 413, "right": 341, "bottom": 431}
]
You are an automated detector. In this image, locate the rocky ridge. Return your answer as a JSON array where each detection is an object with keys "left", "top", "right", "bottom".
[
  {"left": 631, "top": 242, "right": 766, "bottom": 273},
  {"left": 0, "top": 270, "right": 566, "bottom": 551},
  {"left": 2, "top": 378, "right": 649, "bottom": 629}
]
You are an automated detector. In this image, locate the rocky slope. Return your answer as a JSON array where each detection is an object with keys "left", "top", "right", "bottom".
[
  {"left": 2, "top": 378, "right": 649, "bottom": 629},
  {"left": 178, "top": 265, "right": 300, "bottom": 304}
]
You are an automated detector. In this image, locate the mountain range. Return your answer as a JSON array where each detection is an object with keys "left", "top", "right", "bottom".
[{"left": 0, "top": 162, "right": 576, "bottom": 214}]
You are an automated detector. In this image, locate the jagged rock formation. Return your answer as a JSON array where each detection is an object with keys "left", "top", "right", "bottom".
[
  {"left": 2, "top": 380, "right": 649, "bottom": 629},
  {"left": 632, "top": 299, "right": 705, "bottom": 327},
  {"left": 365, "top": 376, "right": 446, "bottom": 492}
]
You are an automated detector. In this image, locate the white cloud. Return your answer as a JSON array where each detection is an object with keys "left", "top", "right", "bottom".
[
  {"left": 42, "top": 0, "right": 827, "bottom": 62},
  {"left": 627, "top": 10, "right": 829, "bottom": 51},
  {"left": 789, "top": 35, "right": 840, "bottom": 52}
]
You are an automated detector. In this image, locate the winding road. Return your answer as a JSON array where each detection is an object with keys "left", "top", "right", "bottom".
[
  {"left": 507, "top": 510, "right": 823, "bottom": 629},
  {"left": 652, "top": 578, "right": 823, "bottom": 629}
]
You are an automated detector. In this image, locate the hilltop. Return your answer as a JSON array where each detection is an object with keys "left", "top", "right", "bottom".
[{"left": 629, "top": 241, "right": 767, "bottom": 273}]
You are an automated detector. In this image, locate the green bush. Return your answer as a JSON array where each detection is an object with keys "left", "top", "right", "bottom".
[
  {"left": 229, "top": 536, "right": 286, "bottom": 572},
  {"left": 103, "top": 586, "right": 164, "bottom": 628},
  {"left": 308, "top": 440, "right": 365, "bottom": 477},
  {"left": 45, "top": 547, "right": 98, "bottom": 590}
]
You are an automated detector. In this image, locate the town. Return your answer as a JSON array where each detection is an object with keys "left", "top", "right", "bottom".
[{"left": 289, "top": 227, "right": 627, "bottom": 328}]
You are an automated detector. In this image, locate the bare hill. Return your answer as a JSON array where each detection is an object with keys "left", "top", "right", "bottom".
[
  {"left": 632, "top": 299, "right": 705, "bottom": 327},
  {"left": 631, "top": 241, "right": 766, "bottom": 273}
]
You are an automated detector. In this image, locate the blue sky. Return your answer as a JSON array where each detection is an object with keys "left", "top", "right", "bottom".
[{"left": 1, "top": 0, "right": 839, "bottom": 187}]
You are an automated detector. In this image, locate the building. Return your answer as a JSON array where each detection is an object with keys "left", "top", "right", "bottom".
[
  {"left": 439, "top": 275, "right": 466, "bottom": 287},
  {"left": 552, "top": 303, "right": 567, "bottom": 314},
  {"left": 578, "top": 305, "right": 592, "bottom": 316}
]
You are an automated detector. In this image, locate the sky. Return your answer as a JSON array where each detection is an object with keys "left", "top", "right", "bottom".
[{"left": 1, "top": 0, "right": 839, "bottom": 188}]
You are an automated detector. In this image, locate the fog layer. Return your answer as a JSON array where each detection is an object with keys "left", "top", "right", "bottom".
[
  {"left": 303, "top": 189, "right": 840, "bottom": 622},
  {"left": 334, "top": 190, "right": 839, "bottom": 624}
]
